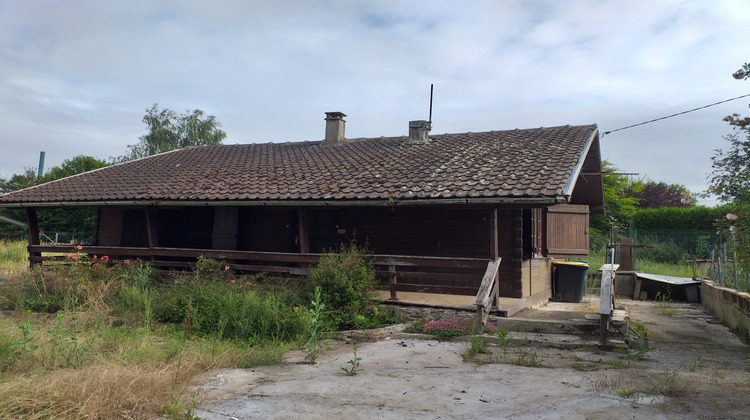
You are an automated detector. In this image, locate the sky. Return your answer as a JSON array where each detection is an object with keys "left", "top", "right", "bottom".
[{"left": 1, "top": 0, "right": 749, "bottom": 206}]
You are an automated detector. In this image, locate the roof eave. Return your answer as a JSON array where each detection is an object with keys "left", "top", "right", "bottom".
[
  {"left": 0, "top": 195, "right": 568, "bottom": 208},
  {"left": 561, "top": 127, "right": 599, "bottom": 197}
]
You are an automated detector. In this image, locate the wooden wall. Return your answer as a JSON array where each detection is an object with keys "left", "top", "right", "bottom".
[
  {"left": 96, "top": 207, "right": 123, "bottom": 246},
  {"left": 521, "top": 258, "right": 553, "bottom": 305},
  {"left": 95, "top": 203, "right": 545, "bottom": 298}
]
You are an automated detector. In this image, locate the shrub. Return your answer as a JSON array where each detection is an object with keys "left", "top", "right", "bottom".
[{"left": 307, "top": 244, "right": 378, "bottom": 330}]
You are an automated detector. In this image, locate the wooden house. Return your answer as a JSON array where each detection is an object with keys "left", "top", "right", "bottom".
[{"left": 0, "top": 113, "right": 604, "bottom": 315}]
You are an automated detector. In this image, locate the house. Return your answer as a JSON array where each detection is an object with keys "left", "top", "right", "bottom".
[{"left": 0, "top": 112, "right": 604, "bottom": 314}]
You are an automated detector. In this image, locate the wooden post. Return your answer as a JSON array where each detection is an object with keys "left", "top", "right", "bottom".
[
  {"left": 600, "top": 268, "right": 613, "bottom": 345},
  {"left": 388, "top": 259, "right": 398, "bottom": 301},
  {"left": 26, "top": 208, "right": 41, "bottom": 267},
  {"left": 145, "top": 207, "right": 158, "bottom": 262},
  {"left": 298, "top": 209, "right": 310, "bottom": 254},
  {"left": 490, "top": 207, "right": 499, "bottom": 260}
]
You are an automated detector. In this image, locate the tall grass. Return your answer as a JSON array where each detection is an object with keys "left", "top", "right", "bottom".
[
  {"left": 0, "top": 251, "right": 399, "bottom": 418},
  {"left": 0, "top": 240, "right": 27, "bottom": 281},
  {"left": 0, "top": 313, "right": 296, "bottom": 419}
]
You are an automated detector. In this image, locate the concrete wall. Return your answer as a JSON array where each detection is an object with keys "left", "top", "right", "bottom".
[{"left": 700, "top": 279, "right": 750, "bottom": 342}]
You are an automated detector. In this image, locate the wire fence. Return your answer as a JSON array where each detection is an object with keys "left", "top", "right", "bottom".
[
  {"left": 39, "top": 231, "right": 94, "bottom": 245},
  {"left": 625, "top": 228, "right": 747, "bottom": 292}
]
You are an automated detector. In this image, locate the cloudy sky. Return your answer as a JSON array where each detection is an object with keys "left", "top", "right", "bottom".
[{"left": 1, "top": 0, "right": 749, "bottom": 205}]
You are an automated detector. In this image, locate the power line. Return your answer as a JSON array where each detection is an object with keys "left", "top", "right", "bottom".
[{"left": 602, "top": 92, "right": 750, "bottom": 136}]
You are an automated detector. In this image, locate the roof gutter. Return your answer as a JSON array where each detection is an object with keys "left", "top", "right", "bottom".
[
  {"left": 561, "top": 128, "right": 598, "bottom": 199},
  {"left": 0, "top": 195, "right": 567, "bottom": 209}
]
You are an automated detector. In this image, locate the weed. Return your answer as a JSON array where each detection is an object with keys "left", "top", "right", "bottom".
[
  {"left": 467, "top": 336, "right": 488, "bottom": 357},
  {"left": 163, "top": 388, "right": 198, "bottom": 420},
  {"left": 46, "top": 311, "right": 96, "bottom": 369},
  {"left": 689, "top": 355, "right": 703, "bottom": 372},
  {"left": 340, "top": 345, "right": 362, "bottom": 375},
  {"left": 655, "top": 291, "right": 674, "bottom": 315},
  {"left": 648, "top": 369, "right": 685, "bottom": 397},
  {"left": 9, "top": 310, "right": 38, "bottom": 363},
  {"left": 621, "top": 323, "right": 654, "bottom": 361},
  {"left": 509, "top": 349, "right": 542, "bottom": 367},
  {"left": 591, "top": 376, "right": 620, "bottom": 392},
  {"left": 303, "top": 286, "right": 329, "bottom": 364},
  {"left": 617, "top": 388, "right": 639, "bottom": 398},
  {"left": 569, "top": 362, "right": 598, "bottom": 371},
  {"left": 605, "top": 358, "right": 629, "bottom": 368}
]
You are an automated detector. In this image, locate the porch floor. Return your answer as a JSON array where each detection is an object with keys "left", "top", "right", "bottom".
[{"left": 375, "top": 291, "right": 529, "bottom": 318}]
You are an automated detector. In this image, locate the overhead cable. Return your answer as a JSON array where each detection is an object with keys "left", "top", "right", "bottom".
[{"left": 603, "top": 92, "right": 750, "bottom": 136}]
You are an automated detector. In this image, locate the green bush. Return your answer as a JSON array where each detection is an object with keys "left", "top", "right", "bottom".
[
  {"left": 631, "top": 205, "right": 732, "bottom": 230},
  {"left": 308, "top": 244, "right": 391, "bottom": 330}
]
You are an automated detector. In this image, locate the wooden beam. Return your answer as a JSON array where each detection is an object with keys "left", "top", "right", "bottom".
[
  {"left": 298, "top": 209, "right": 310, "bottom": 253},
  {"left": 26, "top": 208, "right": 41, "bottom": 267},
  {"left": 144, "top": 207, "right": 159, "bottom": 249},
  {"left": 490, "top": 207, "right": 499, "bottom": 260}
]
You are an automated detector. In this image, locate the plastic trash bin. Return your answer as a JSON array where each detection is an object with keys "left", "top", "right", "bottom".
[{"left": 552, "top": 261, "right": 590, "bottom": 303}]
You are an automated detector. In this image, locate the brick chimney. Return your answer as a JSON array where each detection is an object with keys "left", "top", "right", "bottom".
[
  {"left": 324, "top": 112, "right": 346, "bottom": 143},
  {"left": 408, "top": 120, "right": 430, "bottom": 143}
]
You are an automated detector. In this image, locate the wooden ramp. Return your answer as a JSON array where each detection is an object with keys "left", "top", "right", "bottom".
[{"left": 376, "top": 291, "right": 528, "bottom": 318}]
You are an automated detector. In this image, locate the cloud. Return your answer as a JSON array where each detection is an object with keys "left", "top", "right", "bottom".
[{"left": 0, "top": 0, "right": 748, "bottom": 206}]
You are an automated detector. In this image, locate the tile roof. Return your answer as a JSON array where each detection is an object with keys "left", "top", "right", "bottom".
[{"left": 0, "top": 124, "right": 598, "bottom": 205}]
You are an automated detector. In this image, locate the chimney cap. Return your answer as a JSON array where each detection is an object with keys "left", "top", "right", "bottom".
[{"left": 325, "top": 112, "right": 347, "bottom": 120}]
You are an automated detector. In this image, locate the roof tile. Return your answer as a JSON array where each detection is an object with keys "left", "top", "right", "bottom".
[{"left": 0, "top": 124, "right": 597, "bottom": 205}]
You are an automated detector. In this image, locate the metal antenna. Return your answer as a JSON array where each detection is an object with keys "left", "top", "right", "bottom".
[{"left": 428, "top": 84, "right": 434, "bottom": 131}]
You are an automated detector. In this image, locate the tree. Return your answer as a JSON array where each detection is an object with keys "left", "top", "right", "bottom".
[
  {"left": 0, "top": 169, "right": 37, "bottom": 194},
  {"left": 590, "top": 160, "right": 640, "bottom": 234},
  {"left": 710, "top": 61, "right": 750, "bottom": 290},
  {"left": 710, "top": 62, "right": 750, "bottom": 204},
  {"left": 0, "top": 155, "right": 108, "bottom": 241},
  {"left": 119, "top": 104, "right": 227, "bottom": 161},
  {"left": 40, "top": 155, "right": 108, "bottom": 183},
  {"left": 626, "top": 180, "right": 694, "bottom": 209}
]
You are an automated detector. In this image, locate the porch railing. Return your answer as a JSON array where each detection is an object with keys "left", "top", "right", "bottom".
[
  {"left": 474, "top": 258, "right": 501, "bottom": 329},
  {"left": 27, "top": 245, "right": 491, "bottom": 297}
]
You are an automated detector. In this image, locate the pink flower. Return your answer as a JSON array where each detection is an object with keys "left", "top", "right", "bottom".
[
  {"left": 230, "top": 279, "right": 236, "bottom": 283},
  {"left": 246, "top": 282, "right": 252, "bottom": 286},
  {"left": 224, "top": 266, "right": 230, "bottom": 271},
  {"left": 67, "top": 254, "right": 77, "bottom": 260},
  {"left": 124, "top": 260, "right": 131, "bottom": 264},
  {"left": 74, "top": 245, "right": 83, "bottom": 250},
  {"left": 101, "top": 255, "right": 109, "bottom": 262}
]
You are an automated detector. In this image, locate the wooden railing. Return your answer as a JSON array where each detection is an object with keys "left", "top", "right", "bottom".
[
  {"left": 474, "top": 258, "right": 501, "bottom": 329},
  {"left": 28, "top": 245, "right": 491, "bottom": 297}
]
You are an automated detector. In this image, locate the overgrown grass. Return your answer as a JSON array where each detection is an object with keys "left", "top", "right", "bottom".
[
  {"left": 0, "top": 240, "right": 27, "bottom": 282},
  {"left": 0, "top": 249, "right": 402, "bottom": 418},
  {"left": 0, "top": 312, "right": 295, "bottom": 419}
]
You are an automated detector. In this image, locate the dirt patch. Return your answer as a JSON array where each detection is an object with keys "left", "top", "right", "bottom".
[{"left": 191, "top": 300, "right": 750, "bottom": 419}]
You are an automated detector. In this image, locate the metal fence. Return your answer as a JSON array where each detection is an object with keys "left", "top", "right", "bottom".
[{"left": 625, "top": 228, "right": 746, "bottom": 291}]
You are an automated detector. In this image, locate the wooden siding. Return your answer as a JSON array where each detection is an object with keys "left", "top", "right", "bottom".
[
  {"left": 521, "top": 258, "right": 552, "bottom": 305},
  {"left": 236, "top": 207, "right": 297, "bottom": 253},
  {"left": 546, "top": 204, "right": 590, "bottom": 257},
  {"left": 96, "top": 207, "right": 123, "bottom": 246},
  {"left": 335, "top": 206, "right": 494, "bottom": 258}
]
